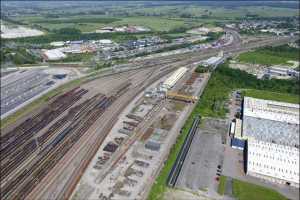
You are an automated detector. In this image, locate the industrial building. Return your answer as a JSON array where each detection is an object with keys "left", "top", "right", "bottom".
[
  {"left": 201, "top": 51, "right": 224, "bottom": 67},
  {"left": 266, "top": 67, "right": 300, "bottom": 79},
  {"left": 242, "top": 97, "right": 299, "bottom": 147},
  {"left": 42, "top": 49, "right": 67, "bottom": 61},
  {"left": 247, "top": 139, "right": 299, "bottom": 188},
  {"left": 162, "top": 67, "right": 188, "bottom": 89}
]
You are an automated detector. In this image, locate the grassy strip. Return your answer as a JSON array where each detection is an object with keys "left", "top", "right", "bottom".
[
  {"left": 0, "top": 78, "right": 84, "bottom": 129},
  {"left": 232, "top": 179, "right": 288, "bottom": 200},
  {"left": 217, "top": 176, "right": 227, "bottom": 195},
  {"left": 243, "top": 89, "right": 300, "bottom": 104}
]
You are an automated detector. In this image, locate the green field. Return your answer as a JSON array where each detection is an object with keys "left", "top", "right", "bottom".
[
  {"left": 243, "top": 89, "right": 299, "bottom": 104},
  {"left": 233, "top": 179, "right": 288, "bottom": 200},
  {"left": 12, "top": 15, "right": 196, "bottom": 32},
  {"left": 237, "top": 51, "right": 291, "bottom": 66},
  {"left": 130, "top": 5, "right": 298, "bottom": 19},
  {"left": 237, "top": 45, "right": 300, "bottom": 66},
  {"left": 111, "top": 17, "right": 190, "bottom": 32},
  {"left": 217, "top": 176, "right": 227, "bottom": 195}
]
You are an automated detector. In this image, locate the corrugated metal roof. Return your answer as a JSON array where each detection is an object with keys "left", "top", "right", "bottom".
[
  {"left": 247, "top": 139, "right": 299, "bottom": 184},
  {"left": 243, "top": 97, "right": 299, "bottom": 125},
  {"left": 162, "top": 67, "right": 187, "bottom": 89}
]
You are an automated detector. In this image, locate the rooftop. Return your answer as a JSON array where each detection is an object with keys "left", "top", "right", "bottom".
[
  {"left": 247, "top": 139, "right": 299, "bottom": 184},
  {"left": 243, "top": 97, "right": 299, "bottom": 125}
]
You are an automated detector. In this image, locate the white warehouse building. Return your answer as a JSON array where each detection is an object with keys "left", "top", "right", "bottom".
[
  {"left": 242, "top": 97, "right": 299, "bottom": 147},
  {"left": 42, "top": 49, "right": 67, "bottom": 61},
  {"left": 162, "top": 67, "right": 188, "bottom": 89},
  {"left": 247, "top": 139, "right": 299, "bottom": 187}
]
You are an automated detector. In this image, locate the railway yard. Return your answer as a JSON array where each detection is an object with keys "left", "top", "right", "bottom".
[
  {"left": 0, "top": 32, "right": 298, "bottom": 200},
  {"left": 71, "top": 64, "right": 209, "bottom": 200}
]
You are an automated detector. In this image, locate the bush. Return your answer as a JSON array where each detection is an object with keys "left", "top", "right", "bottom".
[{"left": 195, "top": 65, "right": 209, "bottom": 73}]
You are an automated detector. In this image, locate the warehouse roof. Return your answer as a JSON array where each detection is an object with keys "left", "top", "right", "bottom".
[
  {"left": 243, "top": 115, "right": 299, "bottom": 147},
  {"left": 162, "top": 67, "right": 187, "bottom": 89},
  {"left": 243, "top": 97, "right": 299, "bottom": 125},
  {"left": 202, "top": 56, "right": 222, "bottom": 66},
  {"left": 43, "top": 49, "right": 66, "bottom": 61},
  {"left": 247, "top": 139, "right": 299, "bottom": 184}
]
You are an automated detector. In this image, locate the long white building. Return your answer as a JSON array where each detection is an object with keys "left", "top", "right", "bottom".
[
  {"left": 247, "top": 139, "right": 299, "bottom": 187},
  {"left": 162, "top": 67, "right": 187, "bottom": 89},
  {"left": 242, "top": 97, "right": 300, "bottom": 147}
]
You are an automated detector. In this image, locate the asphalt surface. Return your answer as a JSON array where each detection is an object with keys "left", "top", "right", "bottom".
[
  {"left": 176, "top": 129, "right": 223, "bottom": 191},
  {"left": 1, "top": 70, "right": 51, "bottom": 115}
]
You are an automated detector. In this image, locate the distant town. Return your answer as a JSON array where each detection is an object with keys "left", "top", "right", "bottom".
[{"left": 0, "top": 1, "right": 299, "bottom": 200}]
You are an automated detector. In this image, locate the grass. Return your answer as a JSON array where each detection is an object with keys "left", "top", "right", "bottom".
[
  {"left": 237, "top": 45, "right": 300, "bottom": 66},
  {"left": 237, "top": 51, "right": 292, "bottom": 66},
  {"left": 243, "top": 89, "right": 300, "bottom": 104},
  {"left": 0, "top": 78, "right": 84, "bottom": 129},
  {"left": 38, "top": 23, "right": 106, "bottom": 32},
  {"left": 58, "top": 53, "right": 95, "bottom": 63},
  {"left": 13, "top": 15, "right": 193, "bottom": 33},
  {"left": 111, "top": 16, "right": 188, "bottom": 32},
  {"left": 232, "top": 179, "right": 288, "bottom": 200},
  {"left": 217, "top": 176, "right": 227, "bottom": 195},
  {"left": 131, "top": 5, "right": 298, "bottom": 19}
]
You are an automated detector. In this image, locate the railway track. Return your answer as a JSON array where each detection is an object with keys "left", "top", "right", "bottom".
[
  {"left": 0, "top": 35, "right": 296, "bottom": 200},
  {"left": 28, "top": 63, "right": 181, "bottom": 200},
  {"left": 0, "top": 88, "right": 88, "bottom": 181},
  {"left": 167, "top": 116, "right": 200, "bottom": 187},
  {"left": 25, "top": 36, "right": 298, "bottom": 198},
  {"left": 1, "top": 92, "right": 116, "bottom": 200}
]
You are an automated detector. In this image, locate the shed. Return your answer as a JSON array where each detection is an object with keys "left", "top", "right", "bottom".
[{"left": 231, "top": 138, "right": 245, "bottom": 150}]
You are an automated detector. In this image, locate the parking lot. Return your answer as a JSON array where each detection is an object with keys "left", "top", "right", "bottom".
[
  {"left": 1, "top": 68, "right": 78, "bottom": 118},
  {"left": 1, "top": 70, "right": 52, "bottom": 115},
  {"left": 176, "top": 118, "right": 227, "bottom": 196}
]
